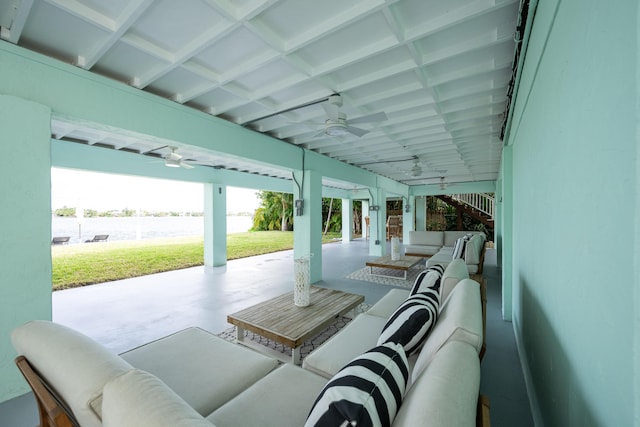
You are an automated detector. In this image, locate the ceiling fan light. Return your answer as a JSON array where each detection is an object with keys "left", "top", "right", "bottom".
[
  {"left": 165, "top": 158, "right": 181, "bottom": 168},
  {"left": 325, "top": 123, "right": 349, "bottom": 136}
]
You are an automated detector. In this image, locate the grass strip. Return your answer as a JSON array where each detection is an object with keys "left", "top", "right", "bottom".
[{"left": 52, "top": 231, "right": 341, "bottom": 290}]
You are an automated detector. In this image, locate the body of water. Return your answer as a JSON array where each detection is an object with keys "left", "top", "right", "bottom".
[{"left": 52, "top": 215, "right": 253, "bottom": 244}]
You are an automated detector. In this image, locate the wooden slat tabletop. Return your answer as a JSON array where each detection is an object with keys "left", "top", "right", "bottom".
[
  {"left": 227, "top": 286, "right": 364, "bottom": 349},
  {"left": 365, "top": 255, "right": 424, "bottom": 271}
]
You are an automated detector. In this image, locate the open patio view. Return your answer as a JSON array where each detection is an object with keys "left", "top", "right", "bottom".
[{"left": 1, "top": 0, "right": 638, "bottom": 425}]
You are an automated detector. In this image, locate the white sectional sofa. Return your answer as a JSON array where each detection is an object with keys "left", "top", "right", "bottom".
[
  {"left": 405, "top": 230, "right": 487, "bottom": 274},
  {"left": 11, "top": 260, "right": 488, "bottom": 427}
]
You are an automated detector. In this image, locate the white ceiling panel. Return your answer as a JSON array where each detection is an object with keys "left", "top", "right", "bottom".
[{"left": 2, "top": 0, "right": 524, "bottom": 188}]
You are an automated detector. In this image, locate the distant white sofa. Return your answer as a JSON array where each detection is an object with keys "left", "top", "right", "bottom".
[{"left": 405, "top": 230, "right": 486, "bottom": 274}]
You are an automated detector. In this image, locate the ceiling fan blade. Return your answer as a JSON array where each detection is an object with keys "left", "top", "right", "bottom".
[
  {"left": 321, "top": 102, "right": 340, "bottom": 121},
  {"left": 180, "top": 160, "right": 195, "bottom": 169},
  {"left": 346, "top": 126, "right": 370, "bottom": 137},
  {"left": 312, "top": 128, "right": 329, "bottom": 138},
  {"left": 347, "top": 111, "right": 387, "bottom": 125}
]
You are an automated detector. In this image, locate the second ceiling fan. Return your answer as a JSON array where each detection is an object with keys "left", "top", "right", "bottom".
[{"left": 316, "top": 95, "right": 387, "bottom": 138}]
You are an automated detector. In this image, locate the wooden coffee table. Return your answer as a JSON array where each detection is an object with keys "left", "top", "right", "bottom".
[
  {"left": 365, "top": 255, "right": 424, "bottom": 280},
  {"left": 227, "top": 286, "right": 364, "bottom": 365}
]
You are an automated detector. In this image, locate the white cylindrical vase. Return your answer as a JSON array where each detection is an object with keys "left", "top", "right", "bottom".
[
  {"left": 391, "top": 237, "right": 401, "bottom": 261},
  {"left": 294, "top": 255, "right": 312, "bottom": 307}
]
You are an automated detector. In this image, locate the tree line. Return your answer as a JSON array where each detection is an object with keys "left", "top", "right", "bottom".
[
  {"left": 251, "top": 191, "right": 363, "bottom": 235},
  {"left": 53, "top": 206, "right": 203, "bottom": 218}
]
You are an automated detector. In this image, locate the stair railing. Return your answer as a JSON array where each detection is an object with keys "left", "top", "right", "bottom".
[{"left": 450, "top": 193, "right": 495, "bottom": 219}]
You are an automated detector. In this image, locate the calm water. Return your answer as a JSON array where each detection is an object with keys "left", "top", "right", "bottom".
[{"left": 52, "top": 215, "right": 253, "bottom": 244}]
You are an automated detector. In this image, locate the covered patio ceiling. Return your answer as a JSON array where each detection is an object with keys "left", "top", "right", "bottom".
[{"left": 1, "top": 0, "right": 523, "bottom": 190}]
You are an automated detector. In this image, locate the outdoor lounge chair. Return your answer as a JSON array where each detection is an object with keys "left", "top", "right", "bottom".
[
  {"left": 84, "top": 234, "right": 109, "bottom": 243},
  {"left": 51, "top": 236, "right": 70, "bottom": 245}
]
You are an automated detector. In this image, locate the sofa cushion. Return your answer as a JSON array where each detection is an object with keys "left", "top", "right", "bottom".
[
  {"left": 441, "top": 258, "right": 469, "bottom": 303},
  {"left": 426, "top": 248, "right": 480, "bottom": 274},
  {"left": 208, "top": 364, "right": 327, "bottom": 427},
  {"left": 394, "top": 341, "right": 480, "bottom": 427},
  {"left": 464, "top": 233, "right": 485, "bottom": 265},
  {"left": 120, "top": 327, "right": 279, "bottom": 416},
  {"left": 411, "top": 279, "right": 483, "bottom": 382},
  {"left": 408, "top": 230, "right": 443, "bottom": 246},
  {"left": 377, "top": 288, "right": 440, "bottom": 356},
  {"left": 102, "top": 369, "right": 213, "bottom": 427},
  {"left": 302, "top": 313, "right": 389, "bottom": 379},
  {"left": 11, "top": 320, "right": 133, "bottom": 427},
  {"left": 305, "top": 342, "right": 408, "bottom": 427},
  {"left": 426, "top": 248, "right": 454, "bottom": 270},
  {"left": 365, "top": 289, "right": 410, "bottom": 318}
]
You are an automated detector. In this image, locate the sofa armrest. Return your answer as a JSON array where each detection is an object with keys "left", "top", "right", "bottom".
[
  {"left": 11, "top": 320, "right": 133, "bottom": 427},
  {"left": 15, "top": 355, "right": 76, "bottom": 427}
]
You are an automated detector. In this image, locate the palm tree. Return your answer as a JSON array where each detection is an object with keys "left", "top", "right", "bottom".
[{"left": 252, "top": 191, "right": 293, "bottom": 231}]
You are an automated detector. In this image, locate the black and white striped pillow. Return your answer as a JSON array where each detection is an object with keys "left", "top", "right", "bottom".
[
  {"left": 452, "top": 234, "right": 473, "bottom": 259},
  {"left": 377, "top": 286, "right": 440, "bottom": 356},
  {"left": 305, "top": 342, "right": 408, "bottom": 427},
  {"left": 409, "top": 265, "right": 444, "bottom": 296}
]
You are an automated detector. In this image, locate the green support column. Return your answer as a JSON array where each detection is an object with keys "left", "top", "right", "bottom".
[
  {"left": 204, "top": 183, "right": 227, "bottom": 267},
  {"left": 501, "top": 146, "right": 513, "bottom": 321},
  {"left": 495, "top": 177, "right": 503, "bottom": 268},
  {"left": 361, "top": 199, "right": 370, "bottom": 241},
  {"left": 341, "top": 198, "right": 353, "bottom": 243},
  {"left": 402, "top": 196, "right": 414, "bottom": 241},
  {"left": 294, "top": 170, "right": 322, "bottom": 283},
  {"left": 415, "top": 196, "right": 426, "bottom": 231},
  {"left": 0, "top": 96, "right": 52, "bottom": 402},
  {"left": 367, "top": 187, "right": 386, "bottom": 256}
]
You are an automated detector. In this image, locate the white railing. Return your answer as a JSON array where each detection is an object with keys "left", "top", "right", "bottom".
[{"left": 451, "top": 193, "right": 495, "bottom": 219}]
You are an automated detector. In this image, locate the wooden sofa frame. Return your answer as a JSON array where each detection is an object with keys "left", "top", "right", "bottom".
[{"left": 14, "top": 356, "right": 78, "bottom": 427}]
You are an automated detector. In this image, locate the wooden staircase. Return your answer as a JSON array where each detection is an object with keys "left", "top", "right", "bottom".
[{"left": 436, "top": 194, "right": 495, "bottom": 233}]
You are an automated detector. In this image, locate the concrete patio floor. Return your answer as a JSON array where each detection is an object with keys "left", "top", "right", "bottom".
[{"left": 2, "top": 238, "right": 533, "bottom": 426}]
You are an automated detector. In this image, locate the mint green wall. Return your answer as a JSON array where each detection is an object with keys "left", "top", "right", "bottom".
[
  {"left": 0, "top": 96, "right": 52, "bottom": 402},
  {"left": 503, "top": 0, "right": 638, "bottom": 424}
]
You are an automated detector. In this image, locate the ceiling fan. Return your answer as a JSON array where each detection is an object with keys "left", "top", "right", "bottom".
[
  {"left": 315, "top": 95, "right": 387, "bottom": 138},
  {"left": 439, "top": 176, "right": 449, "bottom": 190},
  {"left": 164, "top": 147, "right": 194, "bottom": 169},
  {"left": 405, "top": 159, "right": 447, "bottom": 178}
]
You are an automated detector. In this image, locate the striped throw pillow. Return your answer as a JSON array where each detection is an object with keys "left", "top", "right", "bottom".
[
  {"left": 377, "top": 286, "right": 440, "bottom": 356},
  {"left": 452, "top": 234, "right": 473, "bottom": 259},
  {"left": 409, "top": 265, "right": 444, "bottom": 296},
  {"left": 305, "top": 342, "right": 408, "bottom": 427}
]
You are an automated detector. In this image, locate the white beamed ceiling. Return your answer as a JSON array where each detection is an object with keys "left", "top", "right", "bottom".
[{"left": 1, "top": 0, "right": 520, "bottom": 188}]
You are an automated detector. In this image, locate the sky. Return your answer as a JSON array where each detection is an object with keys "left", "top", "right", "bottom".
[{"left": 51, "top": 168, "right": 261, "bottom": 213}]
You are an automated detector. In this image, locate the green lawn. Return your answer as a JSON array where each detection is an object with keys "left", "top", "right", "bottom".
[{"left": 52, "top": 231, "right": 341, "bottom": 290}]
